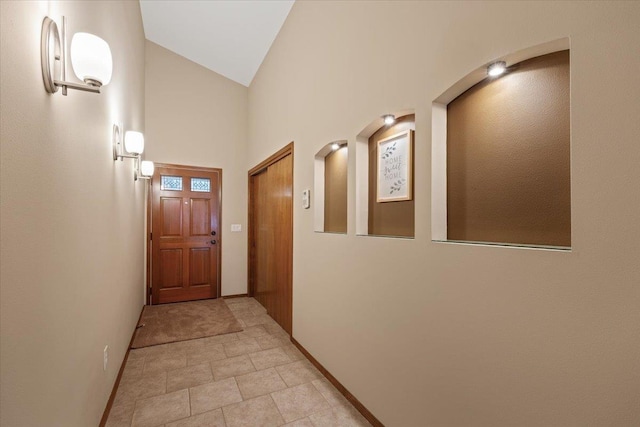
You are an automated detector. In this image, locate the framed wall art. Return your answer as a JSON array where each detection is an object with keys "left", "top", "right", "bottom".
[{"left": 376, "top": 129, "right": 413, "bottom": 202}]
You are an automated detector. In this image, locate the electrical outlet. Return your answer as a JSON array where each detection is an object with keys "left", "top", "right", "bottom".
[
  {"left": 231, "top": 224, "right": 242, "bottom": 232},
  {"left": 103, "top": 345, "right": 109, "bottom": 371}
]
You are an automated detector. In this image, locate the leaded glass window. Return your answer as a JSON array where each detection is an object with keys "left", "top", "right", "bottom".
[
  {"left": 160, "top": 175, "right": 183, "bottom": 191},
  {"left": 191, "top": 177, "right": 211, "bottom": 192}
]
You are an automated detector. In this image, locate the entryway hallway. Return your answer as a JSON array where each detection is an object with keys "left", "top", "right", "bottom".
[{"left": 105, "top": 297, "right": 371, "bottom": 426}]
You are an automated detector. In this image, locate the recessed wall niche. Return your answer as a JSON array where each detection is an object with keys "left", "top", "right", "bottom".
[
  {"left": 431, "top": 39, "right": 571, "bottom": 249},
  {"left": 314, "top": 141, "right": 348, "bottom": 233},
  {"left": 356, "top": 113, "right": 415, "bottom": 238}
]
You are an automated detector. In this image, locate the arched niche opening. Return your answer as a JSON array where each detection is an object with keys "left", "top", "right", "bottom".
[
  {"left": 432, "top": 38, "right": 571, "bottom": 249},
  {"left": 314, "top": 141, "right": 348, "bottom": 233},
  {"left": 356, "top": 111, "right": 415, "bottom": 238}
]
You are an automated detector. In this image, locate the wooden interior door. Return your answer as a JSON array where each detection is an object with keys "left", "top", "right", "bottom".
[
  {"left": 248, "top": 144, "right": 293, "bottom": 334},
  {"left": 150, "top": 164, "right": 221, "bottom": 304}
]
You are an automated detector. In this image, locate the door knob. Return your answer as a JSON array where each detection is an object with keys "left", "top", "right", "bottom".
[
  {"left": 210, "top": 239, "right": 217, "bottom": 245},
  {"left": 211, "top": 231, "right": 216, "bottom": 236}
]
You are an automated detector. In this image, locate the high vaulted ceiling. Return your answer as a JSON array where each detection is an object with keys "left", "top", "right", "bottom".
[{"left": 140, "top": 0, "right": 295, "bottom": 87}]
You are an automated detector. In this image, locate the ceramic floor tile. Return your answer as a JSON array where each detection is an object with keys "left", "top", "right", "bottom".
[
  {"left": 276, "top": 360, "right": 323, "bottom": 387},
  {"left": 235, "top": 367, "right": 287, "bottom": 399},
  {"left": 250, "top": 305, "right": 268, "bottom": 315},
  {"left": 170, "top": 339, "right": 207, "bottom": 355},
  {"left": 167, "top": 363, "right": 213, "bottom": 393},
  {"left": 121, "top": 357, "right": 146, "bottom": 382},
  {"left": 312, "top": 379, "right": 349, "bottom": 407},
  {"left": 128, "top": 349, "right": 146, "bottom": 362},
  {"left": 189, "top": 377, "right": 243, "bottom": 415},
  {"left": 224, "top": 297, "right": 252, "bottom": 306},
  {"left": 249, "top": 347, "right": 292, "bottom": 371},
  {"left": 116, "top": 371, "right": 167, "bottom": 402},
  {"left": 227, "top": 306, "right": 254, "bottom": 317},
  {"left": 308, "top": 404, "right": 372, "bottom": 427},
  {"left": 255, "top": 334, "right": 290, "bottom": 350},
  {"left": 242, "top": 314, "right": 275, "bottom": 327},
  {"left": 263, "top": 323, "right": 289, "bottom": 337},
  {"left": 282, "top": 345, "right": 305, "bottom": 361},
  {"left": 223, "top": 338, "right": 261, "bottom": 357},
  {"left": 165, "top": 408, "right": 226, "bottom": 427},
  {"left": 143, "top": 352, "right": 187, "bottom": 374},
  {"left": 105, "top": 399, "right": 135, "bottom": 427},
  {"left": 236, "top": 325, "right": 269, "bottom": 340},
  {"left": 210, "top": 354, "right": 256, "bottom": 380},
  {"left": 222, "top": 395, "right": 285, "bottom": 427},
  {"left": 134, "top": 342, "right": 186, "bottom": 359},
  {"left": 271, "top": 382, "right": 331, "bottom": 423},
  {"left": 200, "top": 333, "right": 238, "bottom": 346},
  {"left": 187, "top": 344, "right": 227, "bottom": 366},
  {"left": 107, "top": 297, "right": 371, "bottom": 427},
  {"left": 131, "top": 389, "right": 190, "bottom": 427},
  {"left": 284, "top": 418, "right": 314, "bottom": 426}
]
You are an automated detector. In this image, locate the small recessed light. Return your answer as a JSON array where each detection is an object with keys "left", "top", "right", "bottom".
[
  {"left": 383, "top": 114, "right": 395, "bottom": 125},
  {"left": 487, "top": 61, "right": 507, "bottom": 77},
  {"left": 331, "top": 143, "right": 340, "bottom": 151}
]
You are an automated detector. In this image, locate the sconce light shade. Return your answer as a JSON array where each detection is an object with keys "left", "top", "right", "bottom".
[
  {"left": 70, "top": 33, "right": 112, "bottom": 87},
  {"left": 124, "top": 131, "right": 144, "bottom": 155},
  {"left": 140, "top": 161, "right": 155, "bottom": 178}
]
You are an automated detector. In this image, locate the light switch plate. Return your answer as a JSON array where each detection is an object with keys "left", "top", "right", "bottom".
[
  {"left": 231, "top": 224, "right": 242, "bottom": 232},
  {"left": 302, "top": 189, "right": 311, "bottom": 209}
]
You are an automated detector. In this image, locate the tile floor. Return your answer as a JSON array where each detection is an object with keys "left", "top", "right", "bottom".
[{"left": 106, "top": 297, "right": 371, "bottom": 427}]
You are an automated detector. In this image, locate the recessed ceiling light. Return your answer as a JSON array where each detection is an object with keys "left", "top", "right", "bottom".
[
  {"left": 331, "top": 143, "right": 340, "bottom": 151},
  {"left": 487, "top": 61, "right": 507, "bottom": 77},
  {"left": 383, "top": 114, "right": 395, "bottom": 125}
]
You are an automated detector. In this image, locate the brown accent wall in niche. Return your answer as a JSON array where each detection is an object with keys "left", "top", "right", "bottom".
[
  {"left": 368, "top": 115, "right": 415, "bottom": 237},
  {"left": 324, "top": 146, "right": 348, "bottom": 233},
  {"left": 447, "top": 50, "right": 571, "bottom": 247}
]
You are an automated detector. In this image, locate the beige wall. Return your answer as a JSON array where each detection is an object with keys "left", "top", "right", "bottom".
[
  {"left": 144, "top": 41, "right": 248, "bottom": 296},
  {"left": 0, "top": 1, "right": 146, "bottom": 425},
  {"left": 249, "top": 1, "right": 640, "bottom": 425}
]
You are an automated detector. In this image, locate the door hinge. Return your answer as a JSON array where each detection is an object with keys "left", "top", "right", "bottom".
[{"left": 149, "top": 232, "right": 152, "bottom": 241}]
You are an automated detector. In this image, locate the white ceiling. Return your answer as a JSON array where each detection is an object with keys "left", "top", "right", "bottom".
[{"left": 140, "top": 0, "right": 295, "bottom": 87}]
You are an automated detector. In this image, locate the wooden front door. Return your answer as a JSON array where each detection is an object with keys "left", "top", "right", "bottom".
[
  {"left": 150, "top": 164, "right": 221, "bottom": 304},
  {"left": 248, "top": 144, "right": 293, "bottom": 334}
]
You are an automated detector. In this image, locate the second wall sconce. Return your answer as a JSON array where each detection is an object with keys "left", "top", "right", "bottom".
[
  {"left": 113, "top": 124, "right": 154, "bottom": 181},
  {"left": 41, "top": 16, "right": 113, "bottom": 95}
]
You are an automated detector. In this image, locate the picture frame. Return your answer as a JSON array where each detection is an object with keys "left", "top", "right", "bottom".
[{"left": 376, "top": 129, "right": 413, "bottom": 202}]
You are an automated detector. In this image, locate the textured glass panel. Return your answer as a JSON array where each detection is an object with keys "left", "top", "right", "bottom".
[
  {"left": 161, "top": 175, "right": 183, "bottom": 191},
  {"left": 191, "top": 177, "right": 211, "bottom": 193}
]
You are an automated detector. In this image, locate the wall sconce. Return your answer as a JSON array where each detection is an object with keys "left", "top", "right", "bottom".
[
  {"left": 113, "top": 125, "right": 144, "bottom": 161},
  {"left": 135, "top": 158, "right": 155, "bottom": 181},
  {"left": 112, "top": 125, "right": 154, "bottom": 181},
  {"left": 41, "top": 16, "right": 112, "bottom": 95}
]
